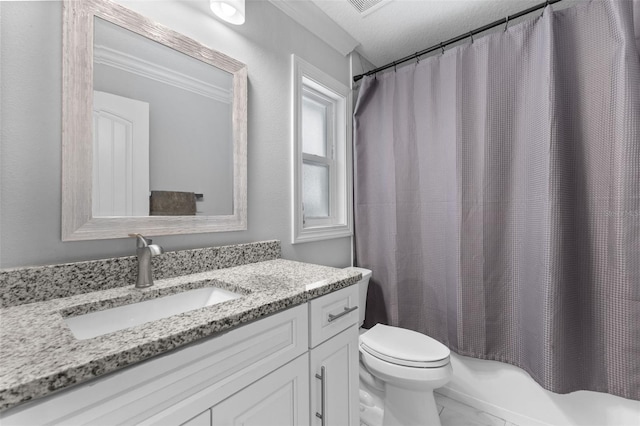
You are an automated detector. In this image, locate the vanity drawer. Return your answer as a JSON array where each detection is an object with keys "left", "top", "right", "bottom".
[{"left": 309, "top": 285, "right": 359, "bottom": 348}]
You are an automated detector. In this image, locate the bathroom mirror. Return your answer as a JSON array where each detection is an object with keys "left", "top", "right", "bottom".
[{"left": 62, "top": 0, "right": 247, "bottom": 241}]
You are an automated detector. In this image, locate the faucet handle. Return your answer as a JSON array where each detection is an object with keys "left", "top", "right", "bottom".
[
  {"left": 128, "top": 233, "right": 151, "bottom": 248},
  {"left": 128, "top": 233, "right": 163, "bottom": 254}
]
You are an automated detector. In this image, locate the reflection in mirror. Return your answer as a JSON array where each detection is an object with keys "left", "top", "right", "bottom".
[
  {"left": 93, "top": 17, "right": 234, "bottom": 217},
  {"left": 62, "top": 0, "right": 247, "bottom": 241}
]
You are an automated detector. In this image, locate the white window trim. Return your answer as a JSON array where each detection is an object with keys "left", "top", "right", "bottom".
[
  {"left": 301, "top": 88, "right": 335, "bottom": 227},
  {"left": 291, "top": 55, "right": 353, "bottom": 244}
]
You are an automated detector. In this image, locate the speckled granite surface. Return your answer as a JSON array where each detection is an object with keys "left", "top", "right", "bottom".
[
  {"left": 0, "top": 258, "right": 360, "bottom": 412},
  {"left": 0, "top": 240, "right": 280, "bottom": 308}
]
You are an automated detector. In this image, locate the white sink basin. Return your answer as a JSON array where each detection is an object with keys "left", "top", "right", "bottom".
[{"left": 64, "top": 286, "right": 242, "bottom": 340}]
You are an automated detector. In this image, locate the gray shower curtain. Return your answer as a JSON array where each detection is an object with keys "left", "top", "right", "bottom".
[{"left": 354, "top": 0, "right": 640, "bottom": 400}]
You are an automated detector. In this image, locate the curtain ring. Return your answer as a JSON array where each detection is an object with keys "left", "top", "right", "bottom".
[
  {"left": 504, "top": 16, "right": 509, "bottom": 32},
  {"left": 440, "top": 42, "right": 445, "bottom": 54},
  {"left": 542, "top": 0, "right": 549, "bottom": 16},
  {"left": 415, "top": 52, "right": 420, "bottom": 65},
  {"left": 469, "top": 31, "right": 474, "bottom": 44},
  {"left": 393, "top": 61, "right": 397, "bottom": 72}
]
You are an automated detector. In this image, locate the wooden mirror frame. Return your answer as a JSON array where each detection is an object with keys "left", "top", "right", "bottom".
[{"left": 62, "top": 0, "right": 247, "bottom": 241}]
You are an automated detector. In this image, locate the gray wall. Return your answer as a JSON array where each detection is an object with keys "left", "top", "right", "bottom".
[{"left": 0, "top": 0, "right": 352, "bottom": 268}]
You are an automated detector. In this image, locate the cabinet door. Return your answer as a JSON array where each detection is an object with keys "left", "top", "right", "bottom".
[
  {"left": 310, "top": 325, "right": 359, "bottom": 426},
  {"left": 210, "top": 354, "right": 309, "bottom": 426},
  {"left": 181, "top": 409, "right": 211, "bottom": 426}
]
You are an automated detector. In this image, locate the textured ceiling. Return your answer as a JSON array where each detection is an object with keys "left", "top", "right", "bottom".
[{"left": 310, "top": 0, "right": 580, "bottom": 67}]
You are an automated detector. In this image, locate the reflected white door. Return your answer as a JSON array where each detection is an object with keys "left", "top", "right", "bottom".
[{"left": 93, "top": 90, "right": 149, "bottom": 216}]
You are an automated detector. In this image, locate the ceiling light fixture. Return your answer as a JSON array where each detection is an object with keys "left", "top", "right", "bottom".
[{"left": 210, "top": 0, "right": 245, "bottom": 25}]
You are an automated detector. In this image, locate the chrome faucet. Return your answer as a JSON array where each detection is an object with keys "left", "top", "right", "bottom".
[{"left": 130, "top": 233, "right": 164, "bottom": 289}]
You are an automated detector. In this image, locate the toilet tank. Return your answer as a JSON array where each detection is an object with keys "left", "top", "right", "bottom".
[{"left": 344, "top": 267, "right": 372, "bottom": 327}]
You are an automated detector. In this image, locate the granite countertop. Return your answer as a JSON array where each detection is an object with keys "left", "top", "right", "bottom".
[{"left": 0, "top": 259, "right": 361, "bottom": 412}]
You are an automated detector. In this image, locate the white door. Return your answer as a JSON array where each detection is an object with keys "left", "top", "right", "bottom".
[
  {"left": 210, "top": 355, "right": 310, "bottom": 426},
  {"left": 93, "top": 90, "right": 149, "bottom": 216},
  {"left": 310, "top": 326, "right": 360, "bottom": 426}
]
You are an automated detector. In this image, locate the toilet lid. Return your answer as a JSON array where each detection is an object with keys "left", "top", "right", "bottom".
[{"left": 360, "top": 324, "right": 450, "bottom": 368}]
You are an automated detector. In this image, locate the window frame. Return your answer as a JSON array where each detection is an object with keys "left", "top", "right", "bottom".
[
  {"left": 291, "top": 55, "right": 353, "bottom": 244},
  {"left": 301, "top": 88, "right": 335, "bottom": 226}
]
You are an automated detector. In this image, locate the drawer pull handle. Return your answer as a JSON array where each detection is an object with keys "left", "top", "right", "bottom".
[
  {"left": 328, "top": 306, "right": 358, "bottom": 322},
  {"left": 315, "top": 366, "right": 326, "bottom": 426}
]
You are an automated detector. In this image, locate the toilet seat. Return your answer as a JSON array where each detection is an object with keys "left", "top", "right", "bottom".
[{"left": 360, "top": 324, "right": 450, "bottom": 368}]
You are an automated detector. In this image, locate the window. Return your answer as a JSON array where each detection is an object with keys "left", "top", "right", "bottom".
[{"left": 292, "top": 55, "right": 352, "bottom": 243}]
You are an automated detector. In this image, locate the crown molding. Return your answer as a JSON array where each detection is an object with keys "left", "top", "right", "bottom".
[
  {"left": 268, "top": 0, "right": 359, "bottom": 57},
  {"left": 94, "top": 45, "right": 231, "bottom": 104}
]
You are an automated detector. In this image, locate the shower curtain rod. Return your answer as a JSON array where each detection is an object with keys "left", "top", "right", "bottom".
[{"left": 353, "top": 0, "right": 563, "bottom": 82}]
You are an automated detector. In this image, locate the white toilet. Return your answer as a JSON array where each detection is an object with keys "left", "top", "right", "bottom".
[{"left": 346, "top": 267, "right": 452, "bottom": 426}]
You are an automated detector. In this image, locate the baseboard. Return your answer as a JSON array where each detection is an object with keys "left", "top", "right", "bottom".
[{"left": 436, "top": 386, "right": 552, "bottom": 426}]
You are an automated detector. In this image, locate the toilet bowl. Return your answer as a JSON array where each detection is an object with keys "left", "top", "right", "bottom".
[{"left": 346, "top": 267, "right": 452, "bottom": 426}]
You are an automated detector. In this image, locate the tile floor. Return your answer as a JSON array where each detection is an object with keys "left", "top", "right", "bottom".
[{"left": 435, "top": 392, "right": 517, "bottom": 426}]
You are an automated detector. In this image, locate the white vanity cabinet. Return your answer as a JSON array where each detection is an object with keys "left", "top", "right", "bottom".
[
  {"left": 181, "top": 354, "right": 311, "bottom": 426},
  {"left": 308, "top": 285, "right": 360, "bottom": 426},
  {"left": 0, "top": 286, "right": 360, "bottom": 426},
  {"left": 0, "top": 305, "right": 308, "bottom": 426},
  {"left": 209, "top": 354, "right": 310, "bottom": 425},
  {"left": 180, "top": 356, "right": 311, "bottom": 426},
  {"left": 181, "top": 410, "right": 211, "bottom": 426}
]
